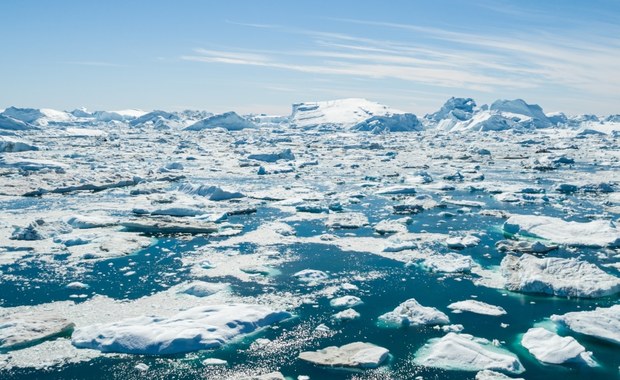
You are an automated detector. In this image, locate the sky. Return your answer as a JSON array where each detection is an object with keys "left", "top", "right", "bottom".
[{"left": 1, "top": 0, "right": 619, "bottom": 116}]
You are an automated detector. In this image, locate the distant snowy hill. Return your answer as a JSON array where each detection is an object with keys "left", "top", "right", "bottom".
[
  {"left": 0, "top": 98, "right": 617, "bottom": 134},
  {"left": 425, "top": 98, "right": 555, "bottom": 132},
  {"left": 185, "top": 112, "right": 255, "bottom": 131},
  {"left": 290, "top": 98, "right": 422, "bottom": 132}
]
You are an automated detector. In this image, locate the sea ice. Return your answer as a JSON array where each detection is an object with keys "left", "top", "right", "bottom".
[
  {"left": 521, "top": 327, "right": 595, "bottom": 365},
  {"left": 500, "top": 254, "right": 620, "bottom": 298},
  {"left": 413, "top": 333, "right": 525, "bottom": 374},
  {"left": 448, "top": 300, "right": 507, "bottom": 316},
  {"left": 551, "top": 305, "right": 620, "bottom": 345},
  {"left": 71, "top": 304, "right": 291, "bottom": 354},
  {"left": 298, "top": 342, "right": 389, "bottom": 368},
  {"left": 378, "top": 298, "right": 449, "bottom": 327}
]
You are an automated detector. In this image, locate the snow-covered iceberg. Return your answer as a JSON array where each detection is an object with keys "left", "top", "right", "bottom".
[
  {"left": 551, "top": 305, "right": 620, "bottom": 346},
  {"left": 378, "top": 298, "right": 449, "bottom": 327},
  {"left": 71, "top": 304, "right": 291, "bottom": 354},
  {"left": 298, "top": 342, "right": 389, "bottom": 369},
  {"left": 500, "top": 254, "right": 620, "bottom": 298},
  {"left": 414, "top": 333, "right": 525, "bottom": 374},
  {"left": 185, "top": 112, "right": 255, "bottom": 131},
  {"left": 503, "top": 215, "right": 620, "bottom": 248}
]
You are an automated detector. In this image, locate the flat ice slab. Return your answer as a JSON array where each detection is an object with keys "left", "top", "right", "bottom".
[
  {"left": 298, "top": 341, "right": 389, "bottom": 368},
  {"left": 521, "top": 327, "right": 595, "bottom": 365},
  {"left": 414, "top": 333, "right": 525, "bottom": 374},
  {"left": 71, "top": 304, "right": 291, "bottom": 355},
  {"left": 448, "top": 300, "right": 507, "bottom": 316},
  {"left": 551, "top": 305, "right": 620, "bottom": 345},
  {"left": 503, "top": 215, "right": 620, "bottom": 248},
  {"left": 500, "top": 254, "right": 620, "bottom": 298}
]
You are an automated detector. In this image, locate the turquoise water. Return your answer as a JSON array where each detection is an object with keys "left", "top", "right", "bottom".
[{"left": 1, "top": 191, "right": 619, "bottom": 379}]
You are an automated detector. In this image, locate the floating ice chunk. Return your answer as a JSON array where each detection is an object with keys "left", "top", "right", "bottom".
[
  {"left": 503, "top": 215, "right": 620, "bottom": 248},
  {"left": 0, "top": 136, "right": 37, "bottom": 152},
  {"left": 71, "top": 304, "right": 291, "bottom": 355},
  {"left": 179, "top": 184, "right": 244, "bottom": 201},
  {"left": 290, "top": 98, "right": 403, "bottom": 129},
  {"left": 293, "top": 269, "right": 328, "bottom": 284},
  {"left": 378, "top": 298, "right": 449, "bottom": 328},
  {"left": 0, "top": 315, "right": 75, "bottom": 350},
  {"left": 446, "top": 235, "right": 480, "bottom": 249},
  {"left": 374, "top": 217, "right": 410, "bottom": 234},
  {"left": 176, "top": 281, "right": 228, "bottom": 297},
  {"left": 11, "top": 219, "right": 72, "bottom": 241},
  {"left": 298, "top": 342, "right": 389, "bottom": 369},
  {"left": 448, "top": 300, "right": 507, "bottom": 316},
  {"left": 376, "top": 185, "right": 417, "bottom": 196},
  {"left": 247, "top": 149, "right": 295, "bottom": 163},
  {"left": 202, "top": 358, "right": 227, "bottom": 366},
  {"left": 332, "top": 308, "right": 360, "bottom": 321},
  {"left": 414, "top": 333, "right": 525, "bottom": 374},
  {"left": 326, "top": 212, "right": 369, "bottom": 229},
  {"left": 495, "top": 240, "right": 557, "bottom": 254},
  {"left": 63, "top": 214, "right": 117, "bottom": 229},
  {"left": 121, "top": 218, "right": 218, "bottom": 234},
  {"left": 185, "top": 112, "right": 255, "bottom": 131},
  {"left": 65, "top": 282, "right": 89, "bottom": 290},
  {"left": 422, "top": 253, "right": 473, "bottom": 273},
  {"left": 134, "top": 362, "right": 149, "bottom": 371},
  {"left": 521, "top": 327, "right": 596, "bottom": 366},
  {"left": 476, "top": 370, "right": 524, "bottom": 380},
  {"left": 329, "top": 296, "right": 363, "bottom": 309},
  {"left": 551, "top": 305, "right": 620, "bottom": 345},
  {"left": 500, "top": 254, "right": 620, "bottom": 298}
]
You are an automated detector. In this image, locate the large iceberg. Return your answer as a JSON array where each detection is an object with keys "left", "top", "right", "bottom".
[
  {"left": 500, "top": 254, "right": 620, "bottom": 298},
  {"left": 414, "top": 333, "right": 525, "bottom": 374},
  {"left": 290, "top": 98, "right": 421, "bottom": 132},
  {"left": 71, "top": 304, "right": 291, "bottom": 354},
  {"left": 551, "top": 305, "right": 620, "bottom": 345},
  {"left": 503, "top": 215, "right": 620, "bottom": 248},
  {"left": 521, "top": 327, "right": 595, "bottom": 365},
  {"left": 185, "top": 112, "right": 255, "bottom": 131}
]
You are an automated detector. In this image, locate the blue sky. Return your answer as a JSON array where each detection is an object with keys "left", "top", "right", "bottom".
[{"left": 1, "top": 0, "right": 619, "bottom": 115}]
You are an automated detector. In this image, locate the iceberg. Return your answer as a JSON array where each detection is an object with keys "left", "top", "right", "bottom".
[
  {"left": 521, "top": 327, "right": 595, "bottom": 365},
  {"left": 503, "top": 215, "right": 620, "bottom": 248},
  {"left": 71, "top": 304, "right": 291, "bottom": 355},
  {"left": 500, "top": 254, "right": 620, "bottom": 298},
  {"left": 551, "top": 305, "right": 620, "bottom": 346},
  {"left": 185, "top": 112, "right": 255, "bottom": 131},
  {"left": 298, "top": 342, "right": 389, "bottom": 369},
  {"left": 378, "top": 298, "right": 449, "bottom": 327},
  {"left": 414, "top": 333, "right": 525, "bottom": 374},
  {"left": 448, "top": 300, "right": 507, "bottom": 316}
]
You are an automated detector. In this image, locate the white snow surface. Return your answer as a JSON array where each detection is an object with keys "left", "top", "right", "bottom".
[
  {"left": 414, "top": 333, "right": 525, "bottom": 374},
  {"left": 298, "top": 342, "right": 389, "bottom": 368},
  {"left": 503, "top": 215, "right": 620, "bottom": 248},
  {"left": 500, "top": 254, "right": 620, "bottom": 298},
  {"left": 290, "top": 98, "right": 405, "bottom": 129},
  {"left": 71, "top": 304, "right": 291, "bottom": 354},
  {"left": 521, "top": 327, "right": 595, "bottom": 365},
  {"left": 551, "top": 305, "right": 620, "bottom": 346},
  {"left": 378, "top": 298, "right": 449, "bottom": 327},
  {"left": 447, "top": 300, "right": 506, "bottom": 316}
]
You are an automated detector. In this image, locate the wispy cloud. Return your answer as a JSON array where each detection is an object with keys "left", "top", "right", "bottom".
[{"left": 182, "top": 18, "right": 620, "bottom": 104}]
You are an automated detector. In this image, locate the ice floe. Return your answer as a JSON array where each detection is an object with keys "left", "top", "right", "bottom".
[
  {"left": 413, "top": 333, "right": 525, "bottom": 374},
  {"left": 500, "top": 254, "right": 620, "bottom": 298},
  {"left": 298, "top": 342, "right": 389, "bottom": 368}
]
